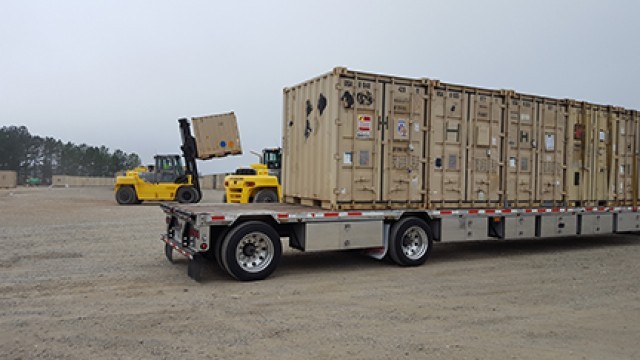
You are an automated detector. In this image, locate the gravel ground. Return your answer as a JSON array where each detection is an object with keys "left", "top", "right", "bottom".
[{"left": 1, "top": 187, "right": 639, "bottom": 359}]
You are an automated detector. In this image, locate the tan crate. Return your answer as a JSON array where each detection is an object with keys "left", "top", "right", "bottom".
[
  {"left": 191, "top": 112, "right": 242, "bottom": 160},
  {"left": 0, "top": 170, "right": 17, "bottom": 188},
  {"left": 283, "top": 68, "right": 423, "bottom": 208}
]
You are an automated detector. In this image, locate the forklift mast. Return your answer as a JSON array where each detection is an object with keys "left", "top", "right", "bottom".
[{"left": 178, "top": 118, "right": 201, "bottom": 195}]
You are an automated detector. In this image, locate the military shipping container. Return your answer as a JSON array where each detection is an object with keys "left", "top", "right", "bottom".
[{"left": 282, "top": 68, "right": 639, "bottom": 210}]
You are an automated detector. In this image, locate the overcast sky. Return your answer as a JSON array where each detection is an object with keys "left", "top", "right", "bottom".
[{"left": 1, "top": 0, "right": 639, "bottom": 174}]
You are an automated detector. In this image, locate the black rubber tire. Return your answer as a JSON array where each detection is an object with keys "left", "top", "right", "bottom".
[
  {"left": 388, "top": 217, "right": 433, "bottom": 266},
  {"left": 115, "top": 186, "right": 137, "bottom": 205},
  {"left": 193, "top": 189, "right": 202, "bottom": 203},
  {"left": 220, "top": 221, "right": 282, "bottom": 281},
  {"left": 176, "top": 186, "right": 197, "bottom": 203},
  {"left": 253, "top": 188, "right": 278, "bottom": 203}
]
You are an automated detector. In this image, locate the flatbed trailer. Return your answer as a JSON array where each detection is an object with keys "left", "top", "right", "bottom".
[{"left": 160, "top": 202, "right": 640, "bottom": 281}]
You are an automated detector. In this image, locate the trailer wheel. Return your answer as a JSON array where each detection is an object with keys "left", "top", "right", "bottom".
[
  {"left": 116, "top": 186, "right": 137, "bottom": 205},
  {"left": 220, "top": 221, "right": 282, "bottom": 281},
  {"left": 176, "top": 186, "right": 198, "bottom": 203},
  {"left": 388, "top": 217, "right": 433, "bottom": 266},
  {"left": 253, "top": 189, "right": 278, "bottom": 203}
]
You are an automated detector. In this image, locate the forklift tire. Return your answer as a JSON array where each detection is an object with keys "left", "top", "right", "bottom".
[
  {"left": 116, "top": 186, "right": 137, "bottom": 205},
  {"left": 253, "top": 189, "right": 278, "bottom": 203},
  {"left": 176, "top": 186, "right": 198, "bottom": 203}
]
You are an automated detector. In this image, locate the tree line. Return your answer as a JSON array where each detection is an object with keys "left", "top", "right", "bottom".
[{"left": 0, "top": 125, "right": 141, "bottom": 185}]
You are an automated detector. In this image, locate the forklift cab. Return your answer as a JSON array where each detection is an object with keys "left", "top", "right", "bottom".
[
  {"left": 262, "top": 148, "right": 281, "bottom": 181},
  {"left": 147, "top": 155, "right": 185, "bottom": 183},
  {"left": 262, "top": 148, "right": 281, "bottom": 170}
]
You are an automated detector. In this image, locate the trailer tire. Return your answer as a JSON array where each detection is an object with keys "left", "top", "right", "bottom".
[
  {"left": 220, "top": 221, "right": 282, "bottom": 281},
  {"left": 388, "top": 217, "right": 433, "bottom": 266},
  {"left": 116, "top": 186, "right": 137, "bottom": 205},
  {"left": 253, "top": 189, "right": 278, "bottom": 203},
  {"left": 176, "top": 186, "right": 198, "bottom": 203}
]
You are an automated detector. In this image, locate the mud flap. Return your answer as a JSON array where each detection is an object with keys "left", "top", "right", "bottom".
[
  {"left": 187, "top": 254, "right": 204, "bottom": 281},
  {"left": 164, "top": 243, "right": 173, "bottom": 263}
]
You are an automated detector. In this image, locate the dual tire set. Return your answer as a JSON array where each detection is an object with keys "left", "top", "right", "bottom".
[{"left": 167, "top": 217, "right": 434, "bottom": 281}]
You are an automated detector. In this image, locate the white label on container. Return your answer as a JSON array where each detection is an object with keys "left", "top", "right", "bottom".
[
  {"left": 343, "top": 152, "right": 352, "bottom": 165},
  {"left": 356, "top": 115, "right": 372, "bottom": 139},
  {"left": 520, "top": 113, "right": 530, "bottom": 123},
  {"left": 621, "top": 126, "right": 625, "bottom": 135},
  {"left": 620, "top": 165, "right": 625, "bottom": 174},
  {"left": 491, "top": 136, "right": 497, "bottom": 146},
  {"left": 509, "top": 157, "right": 517, "bottom": 168},
  {"left": 397, "top": 119, "right": 408, "bottom": 139},
  {"left": 545, "top": 133, "right": 555, "bottom": 151},
  {"left": 414, "top": 123, "right": 420, "bottom": 132},
  {"left": 599, "top": 130, "right": 606, "bottom": 142}
]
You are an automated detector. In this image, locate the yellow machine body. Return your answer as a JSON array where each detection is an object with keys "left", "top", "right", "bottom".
[{"left": 224, "top": 163, "right": 282, "bottom": 203}]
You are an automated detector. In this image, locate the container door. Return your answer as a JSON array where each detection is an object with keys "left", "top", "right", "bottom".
[
  {"left": 335, "top": 77, "right": 383, "bottom": 204},
  {"left": 467, "top": 93, "right": 504, "bottom": 205},
  {"left": 592, "top": 108, "right": 610, "bottom": 203},
  {"left": 426, "top": 87, "right": 467, "bottom": 205},
  {"left": 538, "top": 101, "right": 567, "bottom": 205},
  {"left": 611, "top": 110, "right": 635, "bottom": 205},
  {"left": 381, "top": 82, "right": 426, "bottom": 203},
  {"left": 566, "top": 103, "right": 589, "bottom": 204},
  {"left": 504, "top": 97, "right": 537, "bottom": 206}
]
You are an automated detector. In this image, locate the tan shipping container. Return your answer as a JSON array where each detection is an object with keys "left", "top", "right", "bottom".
[
  {"left": 283, "top": 67, "right": 638, "bottom": 210},
  {"left": 192, "top": 112, "right": 242, "bottom": 160},
  {"left": 0, "top": 170, "right": 17, "bottom": 188}
]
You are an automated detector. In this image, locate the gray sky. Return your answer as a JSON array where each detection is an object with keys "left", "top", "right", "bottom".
[{"left": 2, "top": 0, "right": 639, "bottom": 174}]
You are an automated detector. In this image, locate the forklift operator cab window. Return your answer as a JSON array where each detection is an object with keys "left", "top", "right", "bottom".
[
  {"left": 156, "top": 157, "right": 185, "bottom": 183},
  {"left": 264, "top": 151, "right": 281, "bottom": 170}
]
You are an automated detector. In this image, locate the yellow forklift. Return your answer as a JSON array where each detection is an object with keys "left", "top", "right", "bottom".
[
  {"left": 224, "top": 147, "right": 282, "bottom": 203},
  {"left": 115, "top": 113, "right": 241, "bottom": 205}
]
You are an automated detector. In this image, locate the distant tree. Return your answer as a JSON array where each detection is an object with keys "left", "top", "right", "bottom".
[{"left": 0, "top": 126, "right": 141, "bottom": 184}]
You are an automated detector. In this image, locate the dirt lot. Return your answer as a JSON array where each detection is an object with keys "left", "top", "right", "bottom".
[{"left": 1, "top": 187, "right": 639, "bottom": 359}]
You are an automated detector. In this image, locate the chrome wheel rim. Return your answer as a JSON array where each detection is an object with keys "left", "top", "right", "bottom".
[
  {"left": 402, "top": 226, "right": 428, "bottom": 260},
  {"left": 235, "top": 232, "right": 274, "bottom": 273}
]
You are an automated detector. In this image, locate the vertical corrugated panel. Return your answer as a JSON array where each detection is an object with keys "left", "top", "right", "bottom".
[
  {"left": 566, "top": 101, "right": 587, "bottom": 204},
  {"left": 592, "top": 105, "right": 610, "bottom": 203},
  {"left": 504, "top": 93, "right": 537, "bottom": 206},
  {"left": 537, "top": 99, "right": 567, "bottom": 205},
  {"left": 426, "top": 82, "right": 467, "bottom": 206},
  {"left": 382, "top": 80, "right": 426, "bottom": 204},
  {"left": 609, "top": 109, "right": 634, "bottom": 205},
  {"left": 335, "top": 72, "right": 383, "bottom": 205},
  {"left": 466, "top": 90, "right": 504, "bottom": 206},
  {"left": 282, "top": 71, "right": 340, "bottom": 207}
]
